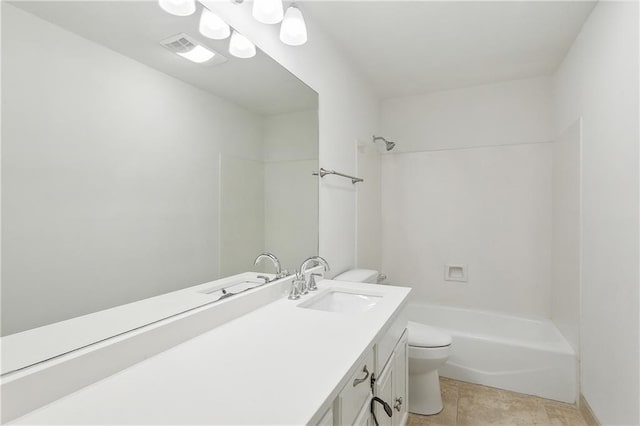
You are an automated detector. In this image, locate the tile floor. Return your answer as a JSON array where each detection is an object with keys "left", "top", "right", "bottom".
[{"left": 408, "top": 378, "right": 588, "bottom": 426}]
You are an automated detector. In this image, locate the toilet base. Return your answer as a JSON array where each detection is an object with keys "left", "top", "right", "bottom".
[{"left": 409, "top": 370, "right": 443, "bottom": 415}]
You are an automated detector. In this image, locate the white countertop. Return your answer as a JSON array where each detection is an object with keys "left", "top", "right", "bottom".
[{"left": 11, "top": 280, "right": 410, "bottom": 425}]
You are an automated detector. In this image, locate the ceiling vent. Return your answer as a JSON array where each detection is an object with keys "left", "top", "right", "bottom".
[
  {"left": 162, "top": 34, "right": 196, "bottom": 53},
  {"left": 160, "top": 33, "right": 228, "bottom": 65}
]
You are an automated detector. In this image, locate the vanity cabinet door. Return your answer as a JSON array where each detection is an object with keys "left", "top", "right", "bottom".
[
  {"left": 373, "top": 352, "right": 394, "bottom": 426},
  {"left": 338, "top": 349, "right": 375, "bottom": 426},
  {"left": 392, "top": 331, "right": 408, "bottom": 426},
  {"left": 353, "top": 397, "right": 372, "bottom": 426}
]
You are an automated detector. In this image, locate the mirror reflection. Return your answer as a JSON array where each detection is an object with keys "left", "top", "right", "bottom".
[{"left": 1, "top": 0, "right": 318, "bottom": 362}]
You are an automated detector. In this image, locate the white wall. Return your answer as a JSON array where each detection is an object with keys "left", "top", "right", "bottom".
[
  {"left": 379, "top": 77, "right": 554, "bottom": 318},
  {"left": 356, "top": 142, "right": 382, "bottom": 271},
  {"left": 219, "top": 156, "right": 264, "bottom": 277},
  {"left": 381, "top": 143, "right": 553, "bottom": 318},
  {"left": 380, "top": 76, "right": 553, "bottom": 152},
  {"left": 1, "top": 4, "right": 264, "bottom": 335},
  {"left": 551, "top": 120, "right": 581, "bottom": 353},
  {"left": 263, "top": 160, "right": 318, "bottom": 272},
  {"left": 203, "top": 0, "right": 379, "bottom": 277},
  {"left": 553, "top": 2, "right": 639, "bottom": 424},
  {"left": 263, "top": 109, "right": 317, "bottom": 162},
  {"left": 263, "top": 109, "right": 318, "bottom": 273}
]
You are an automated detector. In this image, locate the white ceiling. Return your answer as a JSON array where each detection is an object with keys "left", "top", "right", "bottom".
[
  {"left": 11, "top": 1, "right": 318, "bottom": 116},
  {"left": 304, "top": 1, "right": 596, "bottom": 98},
  {"left": 12, "top": 1, "right": 597, "bottom": 105}
]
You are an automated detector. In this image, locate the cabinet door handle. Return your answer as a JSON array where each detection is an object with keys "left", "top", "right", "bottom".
[
  {"left": 352, "top": 365, "right": 370, "bottom": 387},
  {"left": 394, "top": 397, "right": 403, "bottom": 411}
]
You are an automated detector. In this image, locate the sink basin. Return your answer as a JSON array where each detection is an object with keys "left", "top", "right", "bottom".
[{"left": 299, "top": 289, "right": 381, "bottom": 314}]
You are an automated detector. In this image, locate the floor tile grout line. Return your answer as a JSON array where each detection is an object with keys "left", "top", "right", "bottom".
[{"left": 454, "top": 379, "right": 459, "bottom": 426}]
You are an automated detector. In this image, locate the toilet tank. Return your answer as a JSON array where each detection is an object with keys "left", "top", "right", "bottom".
[{"left": 333, "top": 269, "right": 380, "bottom": 284}]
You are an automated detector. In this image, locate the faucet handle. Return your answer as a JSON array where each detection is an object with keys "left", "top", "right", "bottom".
[
  {"left": 288, "top": 271, "right": 303, "bottom": 300},
  {"left": 288, "top": 280, "right": 301, "bottom": 300},
  {"left": 298, "top": 270, "right": 309, "bottom": 295},
  {"left": 308, "top": 273, "right": 322, "bottom": 291}
]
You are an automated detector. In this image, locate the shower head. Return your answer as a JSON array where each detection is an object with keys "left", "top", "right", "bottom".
[{"left": 373, "top": 135, "right": 396, "bottom": 151}]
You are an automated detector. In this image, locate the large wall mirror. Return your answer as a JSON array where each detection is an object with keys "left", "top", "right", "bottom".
[{"left": 1, "top": 1, "right": 318, "bottom": 372}]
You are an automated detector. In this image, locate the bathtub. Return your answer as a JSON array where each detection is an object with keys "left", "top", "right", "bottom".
[{"left": 405, "top": 303, "right": 577, "bottom": 403}]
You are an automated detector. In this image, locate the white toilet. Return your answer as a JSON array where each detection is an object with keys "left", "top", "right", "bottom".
[
  {"left": 333, "top": 269, "right": 453, "bottom": 416},
  {"left": 406, "top": 321, "right": 452, "bottom": 415}
]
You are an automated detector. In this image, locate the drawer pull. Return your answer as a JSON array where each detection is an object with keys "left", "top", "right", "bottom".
[
  {"left": 394, "top": 397, "right": 403, "bottom": 411},
  {"left": 352, "top": 365, "right": 370, "bottom": 387}
]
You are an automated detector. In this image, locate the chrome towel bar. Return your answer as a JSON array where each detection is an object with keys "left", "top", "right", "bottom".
[{"left": 312, "top": 168, "right": 364, "bottom": 184}]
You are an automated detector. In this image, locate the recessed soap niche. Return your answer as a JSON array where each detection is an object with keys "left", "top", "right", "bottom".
[{"left": 445, "top": 264, "right": 468, "bottom": 282}]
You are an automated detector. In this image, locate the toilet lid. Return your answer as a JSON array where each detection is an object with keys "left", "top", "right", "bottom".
[
  {"left": 407, "top": 321, "right": 452, "bottom": 348},
  {"left": 333, "top": 269, "right": 379, "bottom": 283}
]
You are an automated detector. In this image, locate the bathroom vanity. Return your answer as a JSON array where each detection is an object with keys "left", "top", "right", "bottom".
[
  {"left": 332, "top": 328, "right": 409, "bottom": 426},
  {"left": 315, "top": 291, "right": 409, "bottom": 426},
  {"left": 4, "top": 278, "right": 410, "bottom": 425}
]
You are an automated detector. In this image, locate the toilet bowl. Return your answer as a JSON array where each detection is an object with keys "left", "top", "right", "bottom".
[
  {"left": 333, "top": 270, "right": 452, "bottom": 416},
  {"left": 407, "top": 321, "right": 452, "bottom": 415}
]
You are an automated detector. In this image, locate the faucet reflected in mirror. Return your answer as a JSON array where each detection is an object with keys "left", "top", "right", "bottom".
[{"left": 254, "top": 252, "right": 289, "bottom": 281}]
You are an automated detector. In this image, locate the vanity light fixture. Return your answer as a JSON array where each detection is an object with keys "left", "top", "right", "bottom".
[
  {"left": 229, "top": 30, "right": 256, "bottom": 58},
  {"left": 158, "top": 0, "right": 196, "bottom": 16},
  {"left": 252, "top": 0, "right": 284, "bottom": 24},
  {"left": 280, "top": 4, "right": 307, "bottom": 46},
  {"left": 199, "top": 7, "right": 231, "bottom": 40}
]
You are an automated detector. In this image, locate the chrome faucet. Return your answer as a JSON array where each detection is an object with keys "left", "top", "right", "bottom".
[
  {"left": 299, "top": 256, "right": 330, "bottom": 291},
  {"left": 254, "top": 253, "right": 287, "bottom": 279}
]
